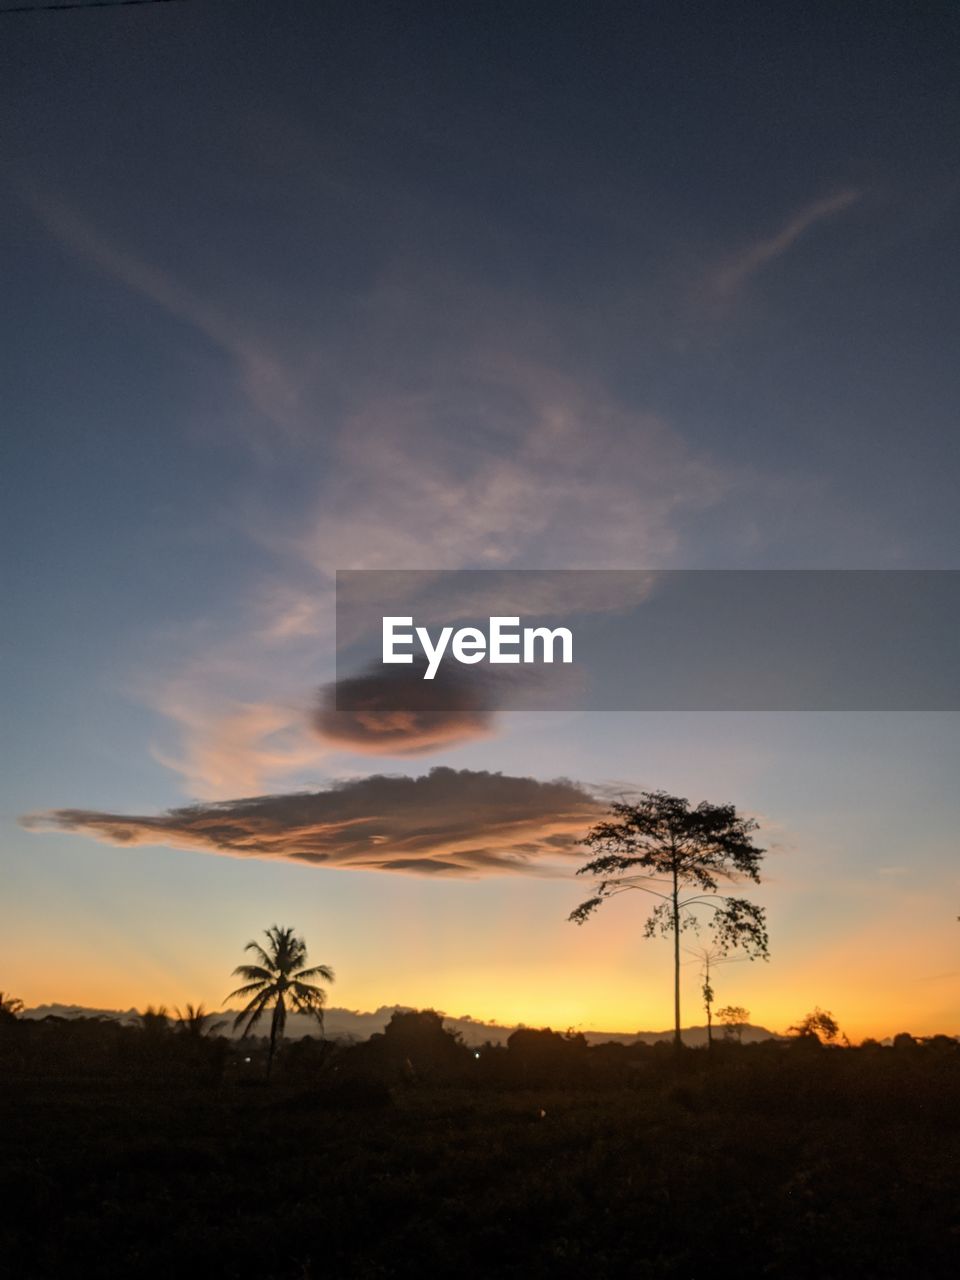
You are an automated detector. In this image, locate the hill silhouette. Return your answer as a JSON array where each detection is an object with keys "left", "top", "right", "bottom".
[{"left": 22, "top": 1002, "right": 778, "bottom": 1046}]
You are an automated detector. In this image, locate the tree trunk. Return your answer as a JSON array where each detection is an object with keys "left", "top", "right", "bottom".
[
  {"left": 267, "top": 996, "right": 284, "bottom": 1081},
  {"left": 704, "top": 967, "right": 714, "bottom": 1050},
  {"left": 672, "top": 868, "right": 681, "bottom": 1049}
]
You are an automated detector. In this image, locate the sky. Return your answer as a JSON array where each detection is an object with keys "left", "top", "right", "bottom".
[{"left": 1, "top": 0, "right": 959, "bottom": 1040}]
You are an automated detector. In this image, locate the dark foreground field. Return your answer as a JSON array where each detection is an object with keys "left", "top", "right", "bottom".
[{"left": 2, "top": 1021, "right": 958, "bottom": 1279}]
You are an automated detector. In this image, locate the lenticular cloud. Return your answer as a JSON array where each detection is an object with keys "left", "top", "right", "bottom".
[{"left": 23, "top": 766, "right": 602, "bottom": 877}]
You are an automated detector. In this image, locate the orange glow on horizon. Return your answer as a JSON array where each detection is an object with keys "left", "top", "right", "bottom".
[{"left": 13, "top": 960, "right": 957, "bottom": 1044}]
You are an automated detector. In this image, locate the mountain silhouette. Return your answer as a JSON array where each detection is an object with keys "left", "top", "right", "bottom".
[{"left": 21, "top": 1003, "right": 778, "bottom": 1046}]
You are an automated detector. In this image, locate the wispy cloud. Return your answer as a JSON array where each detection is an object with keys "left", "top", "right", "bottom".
[
  {"left": 24, "top": 189, "right": 875, "bottom": 799},
  {"left": 135, "top": 348, "right": 748, "bottom": 793},
  {"left": 714, "top": 188, "right": 862, "bottom": 295},
  {"left": 286, "top": 359, "right": 741, "bottom": 575},
  {"left": 23, "top": 767, "right": 602, "bottom": 877},
  {"left": 149, "top": 690, "right": 326, "bottom": 800},
  {"left": 20, "top": 186, "right": 303, "bottom": 435}
]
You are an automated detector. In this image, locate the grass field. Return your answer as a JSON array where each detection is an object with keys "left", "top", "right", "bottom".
[{"left": 2, "top": 1020, "right": 958, "bottom": 1278}]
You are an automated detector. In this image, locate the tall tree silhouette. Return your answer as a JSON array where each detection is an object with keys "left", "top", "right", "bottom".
[
  {"left": 226, "top": 925, "right": 334, "bottom": 1078},
  {"left": 569, "top": 790, "right": 768, "bottom": 1047}
]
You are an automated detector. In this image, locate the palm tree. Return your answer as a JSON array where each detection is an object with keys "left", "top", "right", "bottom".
[
  {"left": 174, "top": 1003, "right": 226, "bottom": 1037},
  {"left": 226, "top": 925, "right": 334, "bottom": 1079},
  {"left": 137, "top": 1005, "right": 171, "bottom": 1034}
]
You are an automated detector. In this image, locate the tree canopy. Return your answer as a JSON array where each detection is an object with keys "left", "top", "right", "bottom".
[{"left": 570, "top": 790, "right": 769, "bottom": 1045}]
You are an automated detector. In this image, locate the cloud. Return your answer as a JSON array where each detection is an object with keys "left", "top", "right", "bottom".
[
  {"left": 20, "top": 186, "right": 302, "bottom": 434},
  {"left": 312, "top": 662, "right": 495, "bottom": 755},
  {"left": 23, "top": 767, "right": 603, "bottom": 877},
  {"left": 140, "top": 353, "right": 737, "bottom": 794},
  {"left": 289, "top": 359, "right": 738, "bottom": 574},
  {"left": 21, "top": 195, "right": 793, "bottom": 798},
  {"left": 149, "top": 690, "right": 327, "bottom": 800},
  {"left": 714, "top": 188, "right": 861, "bottom": 294}
]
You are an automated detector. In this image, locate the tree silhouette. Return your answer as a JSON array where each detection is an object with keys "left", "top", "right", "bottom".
[
  {"left": 137, "top": 1005, "right": 170, "bottom": 1034},
  {"left": 0, "top": 992, "right": 24, "bottom": 1022},
  {"left": 569, "top": 790, "right": 768, "bottom": 1047},
  {"left": 686, "top": 944, "right": 744, "bottom": 1049},
  {"left": 174, "top": 1003, "right": 226, "bottom": 1038},
  {"left": 789, "top": 1007, "right": 840, "bottom": 1043},
  {"left": 702, "top": 974, "right": 715, "bottom": 1046},
  {"left": 226, "top": 925, "right": 334, "bottom": 1079},
  {"left": 716, "top": 1004, "right": 750, "bottom": 1043},
  {"left": 379, "top": 1009, "right": 469, "bottom": 1081}
]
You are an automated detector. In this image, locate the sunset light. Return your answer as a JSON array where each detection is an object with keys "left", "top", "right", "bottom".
[{"left": 2, "top": 3, "right": 958, "bottom": 1277}]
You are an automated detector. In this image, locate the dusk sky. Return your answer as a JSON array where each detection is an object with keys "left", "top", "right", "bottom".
[{"left": 2, "top": 1, "right": 959, "bottom": 1039}]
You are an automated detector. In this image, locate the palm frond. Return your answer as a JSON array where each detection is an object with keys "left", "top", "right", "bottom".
[
  {"left": 243, "top": 941, "right": 276, "bottom": 970},
  {"left": 226, "top": 979, "right": 271, "bottom": 1002},
  {"left": 290, "top": 981, "right": 327, "bottom": 1005},
  {"left": 293, "top": 964, "right": 335, "bottom": 983},
  {"left": 234, "top": 990, "right": 272, "bottom": 1036},
  {"left": 290, "top": 987, "right": 326, "bottom": 1028},
  {"left": 231, "top": 964, "right": 274, "bottom": 983}
]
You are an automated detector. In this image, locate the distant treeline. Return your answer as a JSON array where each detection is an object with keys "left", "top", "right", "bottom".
[{"left": 3, "top": 1007, "right": 957, "bottom": 1096}]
